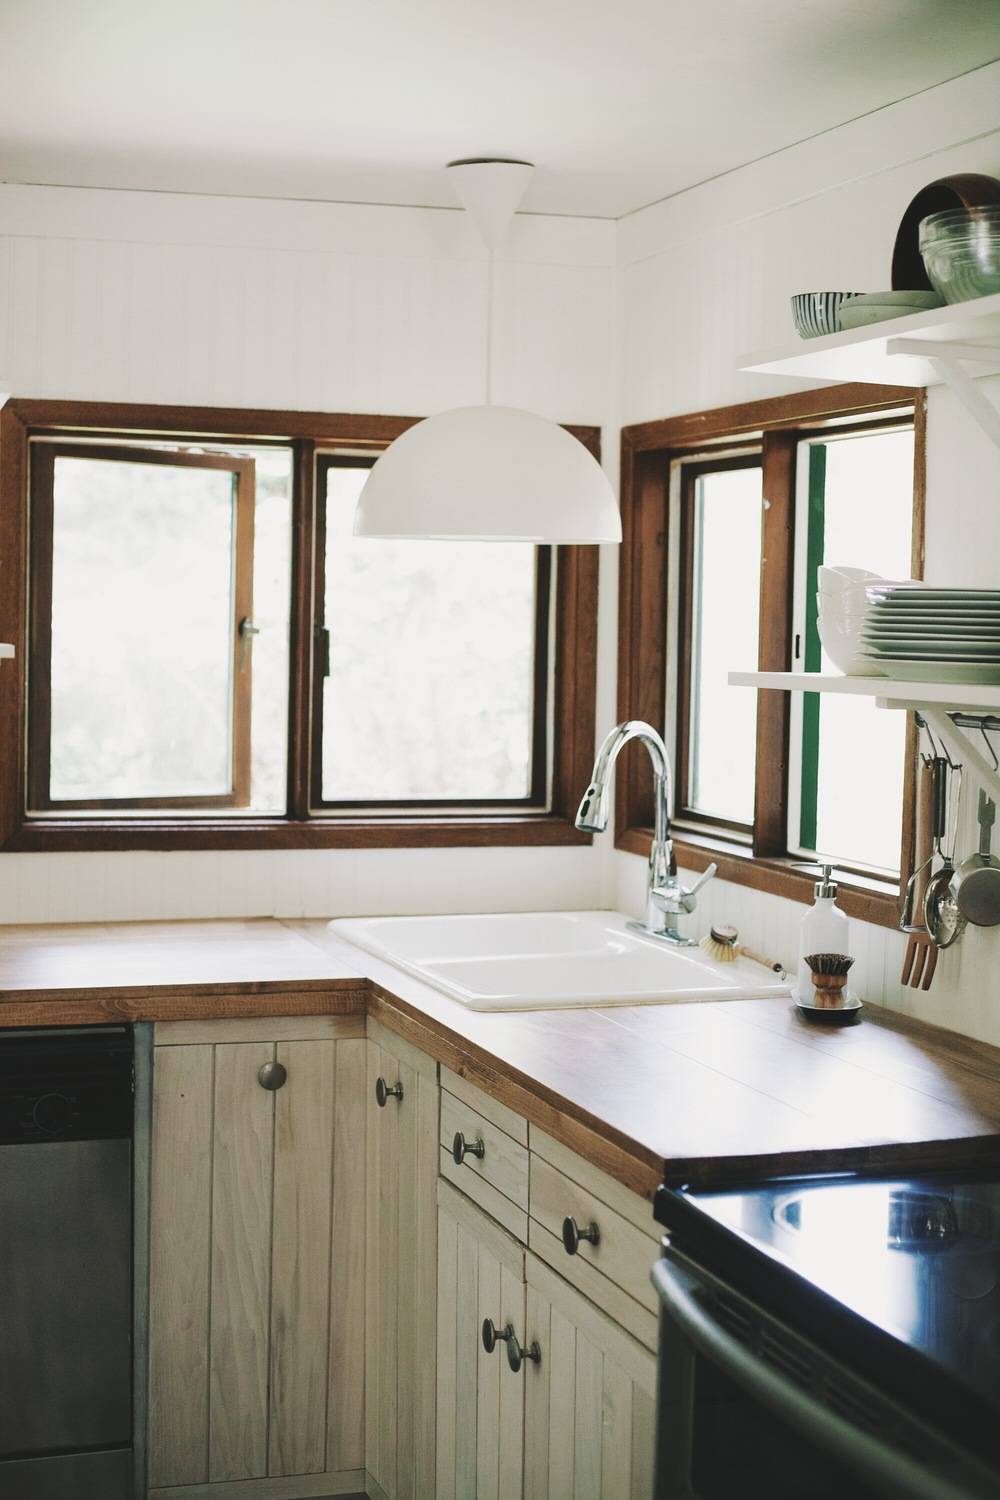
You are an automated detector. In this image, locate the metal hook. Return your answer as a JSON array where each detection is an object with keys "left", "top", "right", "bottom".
[
  {"left": 981, "top": 723, "right": 999, "bottom": 774},
  {"left": 916, "top": 713, "right": 941, "bottom": 765}
]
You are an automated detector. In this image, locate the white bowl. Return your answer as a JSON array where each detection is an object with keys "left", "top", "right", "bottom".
[
  {"left": 817, "top": 617, "right": 885, "bottom": 677},
  {"left": 819, "top": 566, "right": 882, "bottom": 593}
]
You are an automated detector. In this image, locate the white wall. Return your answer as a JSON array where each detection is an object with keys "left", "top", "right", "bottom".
[
  {"left": 614, "top": 61, "right": 1000, "bottom": 1045},
  {"left": 0, "top": 184, "right": 619, "bottom": 921}
]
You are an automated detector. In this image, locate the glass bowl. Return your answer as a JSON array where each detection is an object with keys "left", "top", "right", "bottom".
[{"left": 919, "top": 208, "right": 1000, "bottom": 303}]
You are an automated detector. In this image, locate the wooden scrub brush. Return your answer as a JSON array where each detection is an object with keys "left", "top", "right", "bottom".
[
  {"left": 699, "top": 924, "right": 787, "bottom": 979},
  {"left": 804, "top": 952, "right": 854, "bottom": 1008}
]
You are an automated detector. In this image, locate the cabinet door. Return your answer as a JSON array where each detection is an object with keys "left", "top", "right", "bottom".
[
  {"left": 366, "top": 1024, "right": 439, "bottom": 1500},
  {"left": 523, "top": 1254, "right": 656, "bottom": 1500},
  {"left": 437, "top": 1179, "right": 526, "bottom": 1500},
  {"left": 148, "top": 1025, "right": 366, "bottom": 1492}
]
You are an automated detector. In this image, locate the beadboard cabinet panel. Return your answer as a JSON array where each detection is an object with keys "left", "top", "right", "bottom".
[
  {"left": 436, "top": 1181, "right": 526, "bottom": 1500},
  {"left": 210, "top": 1042, "right": 275, "bottom": 1482},
  {"left": 365, "top": 1032, "right": 438, "bottom": 1500},
  {"left": 269, "top": 1040, "right": 337, "bottom": 1477},
  {"left": 148, "top": 1042, "right": 214, "bottom": 1488},
  {"left": 148, "top": 1028, "right": 366, "bottom": 1494},
  {"left": 327, "top": 1038, "right": 368, "bottom": 1474},
  {"left": 523, "top": 1255, "right": 656, "bottom": 1500}
]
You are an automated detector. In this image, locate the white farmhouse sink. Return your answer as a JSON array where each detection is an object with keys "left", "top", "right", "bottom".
[{"left": 330, "top": 910, "right": 789, "bottom": 1012}]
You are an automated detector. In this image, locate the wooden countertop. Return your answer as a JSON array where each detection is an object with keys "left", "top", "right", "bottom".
[{"left": 2, "top": 916, "right": 1000, "bottom": 1199}]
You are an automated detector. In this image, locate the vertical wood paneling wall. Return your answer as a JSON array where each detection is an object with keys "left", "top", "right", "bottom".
[
  {"left": 0, "top": 184, "right": 615, "bottom": 927},
  {"left": 614, "top": 63, "right": 1000, "bottom": 1047}
]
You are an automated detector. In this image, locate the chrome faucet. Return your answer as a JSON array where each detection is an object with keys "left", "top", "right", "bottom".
[{"left": 575, "top": 719, "right": 716, "bottom": 945}]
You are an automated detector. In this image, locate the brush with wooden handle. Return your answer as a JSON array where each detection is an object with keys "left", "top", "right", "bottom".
[
  {"left": 901, "top": 757, "right": 938, "bottom": 990},
  {"left": 699, "top": 924, "right": 787, "bottom": 979}
]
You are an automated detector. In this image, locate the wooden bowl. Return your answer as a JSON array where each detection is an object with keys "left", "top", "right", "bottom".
[{"left": 892, "top": 173, "right": 1000, "bottom": 290}]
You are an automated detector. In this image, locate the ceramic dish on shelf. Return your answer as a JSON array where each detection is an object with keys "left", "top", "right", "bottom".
[
  {"left": 838, "top": 290, "right": 943, "bottom": 329},
  {"left": 791, "top": 292, "right": 866, "bottom": 339},
  {"left": 869, "top": 661, "right": 1000, "bottom": 685},
  {"left": 866, "top": 586, "right": 1000, "bottom": 601},
  {"left": 864, "top": 648, "right": 1000, "bottom": 659},
  {"left": 865, "top": 609, "right": 1000, "bottom": 622},
  {"left": 864, "top": 623, "right": 1000, "bottom": 637},
  {"left": 817, "top": 619, "right": 885, "bottom": 676}
]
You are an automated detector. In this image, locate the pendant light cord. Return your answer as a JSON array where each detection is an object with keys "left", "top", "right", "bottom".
[{"left": 485, "top": 248, "right": 494, "bottom": 406}]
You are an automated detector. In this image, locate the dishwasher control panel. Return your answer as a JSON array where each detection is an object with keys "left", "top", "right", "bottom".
[{"left": 0, "top": 1026, "right": 133, "bottom": 1144}]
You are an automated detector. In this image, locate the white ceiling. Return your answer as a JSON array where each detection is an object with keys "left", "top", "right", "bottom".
[{"left": 1, "top": 0, "right": 999, "bottom": 220}]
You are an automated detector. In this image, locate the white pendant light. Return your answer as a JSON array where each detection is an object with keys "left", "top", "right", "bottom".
[{"left": 353, "top": 159, "right": 621, "bottom": 544}]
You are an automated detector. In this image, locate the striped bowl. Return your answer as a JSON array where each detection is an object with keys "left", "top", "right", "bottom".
[{"left": 791, "top": 292, "right": 866, "bottom": 339}]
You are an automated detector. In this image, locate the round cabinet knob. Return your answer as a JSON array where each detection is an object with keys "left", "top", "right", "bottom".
[
  {"left": 481, "top": 1318, "right": 513, "bottom": 1355},
  {"left": 507, "top": 1336, "right": 542, "bottom": 1374},
  {"left": 452, "top": 1131, "right": 486, "bottom": 1166},
  {"left": 257, "top": 1061, "right": 287, "bottom": 1091},
  {"left": 375, "top": 1077, "right": 404, "bottom": 1108},
  {"left": 562, "top": 1216, "right": 600, "bottom": 1255}
]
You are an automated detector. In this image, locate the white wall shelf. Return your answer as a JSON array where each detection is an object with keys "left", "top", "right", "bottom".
[
  {"left": 739, "top": 293, "right": 1000, "bottom": 453},
  {"left": 729, "top": 671, "right": 1000, "bottom": 808},
  {"left": 0, "top": 645, "right": 14, "bottom": 660},
  {"left": 728, "top": 670, "right": 1000, "bottom": 712},
  {"left": 738, "top": 292, "right": 1000, "bottom": 386}
]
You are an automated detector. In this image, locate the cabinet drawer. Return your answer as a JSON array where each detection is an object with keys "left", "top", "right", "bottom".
[
  {"left": 440, "top": 1090, "right": 529, "bottom": 1239},
  {"left": 529, "top": 1152, "right": 659, "bottom": 1318}
]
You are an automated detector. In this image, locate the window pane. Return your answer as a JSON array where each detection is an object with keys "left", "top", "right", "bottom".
[
  {"left": 48, "top": 456, "right": 241, "bottom": 801},
  {"left": 798, "top": 427, "right": 914, "bottom": 871},
  {"left": 686, "top": 464, "right": 762, "bottom": 824},
  {"left": 320, "top": 464, "right": 542, "bottom": 802}
]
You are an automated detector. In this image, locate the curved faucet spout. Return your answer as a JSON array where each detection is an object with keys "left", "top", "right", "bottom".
[
  {"left": 576, "top": 720, "right": 670, "bottom": 833},
  {"left": 576, "top": 718, "right": 710, "bottom": 945}
]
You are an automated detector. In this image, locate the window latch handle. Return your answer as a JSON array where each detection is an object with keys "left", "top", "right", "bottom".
[
  {"left": 314, "top": 625, "right": 331, "bottom": 678},
  {"left": 239, "top": 616, "right": 260, "bottom": 670}
]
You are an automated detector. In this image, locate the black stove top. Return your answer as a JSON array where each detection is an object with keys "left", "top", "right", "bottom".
[{"left": 658, "top": 1169, "right": 1000, "bottom": 1420}]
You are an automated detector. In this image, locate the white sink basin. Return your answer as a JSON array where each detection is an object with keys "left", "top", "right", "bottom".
[{"left": 330, "top": 910, "right": 789, "bottom": 1012}]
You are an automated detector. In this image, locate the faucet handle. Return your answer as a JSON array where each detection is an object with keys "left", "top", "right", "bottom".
[
  {"left": 685, "top": 863, "right": 717, "bottom": 899},
  {"left": 656, "top": 864, "right": 719, "bottom": 918}
]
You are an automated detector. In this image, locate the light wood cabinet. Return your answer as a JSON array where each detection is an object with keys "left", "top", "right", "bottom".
[
  {"left": 523, "top": 1254, "right": 656, "bottom": 1500},
  {"left": 147, "top": 1017, "right": 367, "bottom": 1496},
  {"left": 365, "top": 1020, "right": 439, "bottom": 1500},
  {"left": 436, "top": 1180, "right": 526, "bottom": 1500}
]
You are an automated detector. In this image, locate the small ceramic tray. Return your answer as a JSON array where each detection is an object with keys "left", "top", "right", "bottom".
[{"left": 794, "top": 995, "right": 863, "bottom": 1027}]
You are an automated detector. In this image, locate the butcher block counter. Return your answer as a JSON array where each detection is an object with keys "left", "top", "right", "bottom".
[{"left": 2, "top": 915, "right": 1000, "bottom": 1197}]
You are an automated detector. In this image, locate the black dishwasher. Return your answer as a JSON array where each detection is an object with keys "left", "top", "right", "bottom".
[{"left": 0, "top": 1026, "right": 134, "bottom": 1499}]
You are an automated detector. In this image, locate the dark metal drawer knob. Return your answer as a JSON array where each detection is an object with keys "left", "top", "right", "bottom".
[
  {"left": 375, "top": 1077, "right": 404, "bottom": 1107},
  {"left": 482, "top": 1318, "right": 513, "bottom": 1354},
  {"left": 452, "top": 1131, "right": 486, "bottom": 1166},
  {"left": 562, "top": 1216, "right": 600, "bottom": 1255},
  {"left": 507, "top": 1336, "right": 542, "bottom": 1374},
  {"left": 257, "top": 1061, "right": 287, "bottom": 1091}
]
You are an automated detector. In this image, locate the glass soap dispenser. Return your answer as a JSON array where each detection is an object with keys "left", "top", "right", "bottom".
[{"left": 795, "top": 864, "right": 851, "bottom": 1005}]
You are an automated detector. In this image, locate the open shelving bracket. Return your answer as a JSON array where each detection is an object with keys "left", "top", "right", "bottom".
[
  {"left": 887, "top": 337, "right": 1000, "bottom": 453},
  {"left": 883, "top": 699, "right": 1000, "bottom": 807}
]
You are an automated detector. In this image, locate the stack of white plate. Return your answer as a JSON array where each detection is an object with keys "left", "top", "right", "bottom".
[{"left": 860, "top": 585, "right": 1000, "bottom": 683}]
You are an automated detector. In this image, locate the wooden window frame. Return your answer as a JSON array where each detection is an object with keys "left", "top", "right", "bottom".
[
  {"left": 0, "top": 398, "right": 600, "bottom": 852},
  {"left": 311, "top": 453, "right": 554, "bottom": 814},
  {"left": 617, "top": 383, "right": 926, "bottom": 929},
  {"left": 674, "top": 449, "right": 762, "bottom": 837},
  {"left": 27, "top": 442, "right": 256, "bottom": 813}
]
